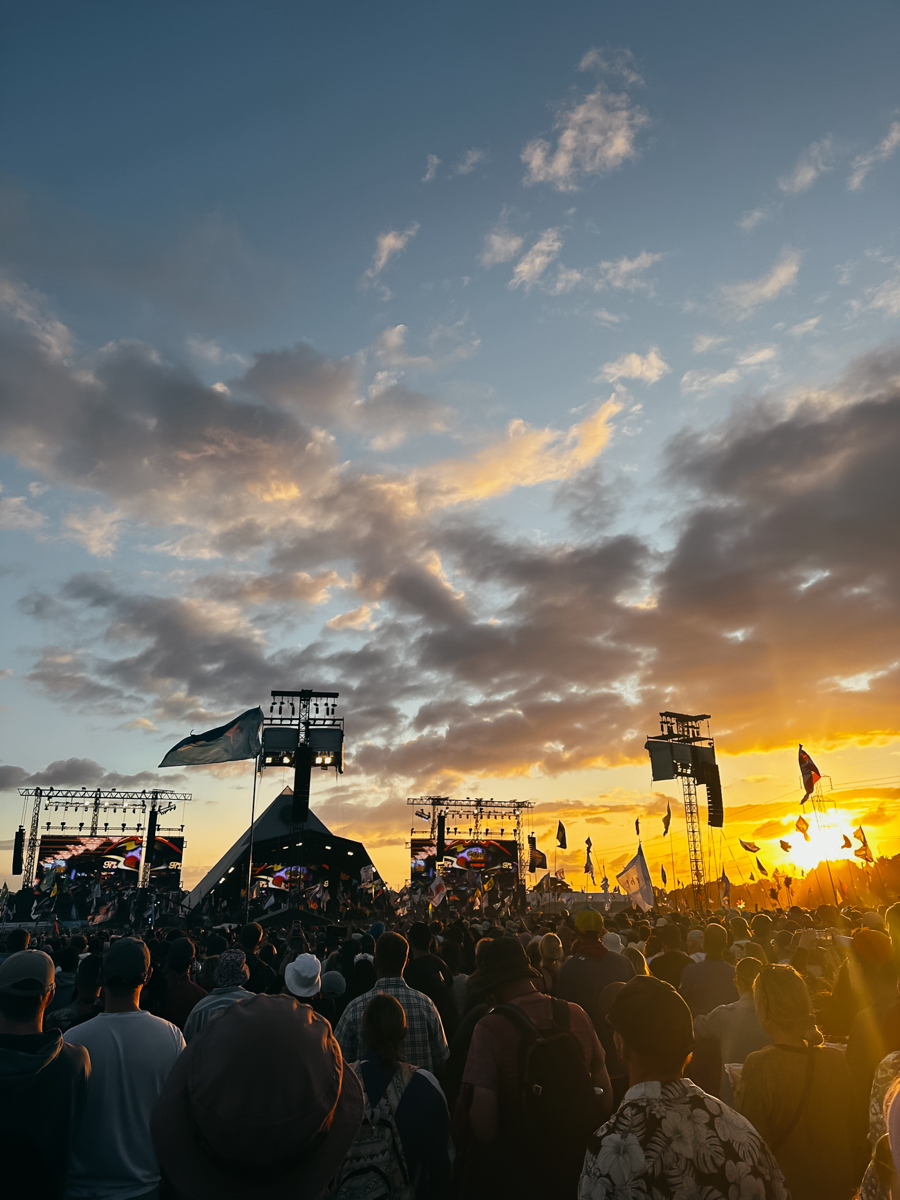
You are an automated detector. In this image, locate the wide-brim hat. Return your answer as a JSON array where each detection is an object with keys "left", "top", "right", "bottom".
[
  {"left": 151, "top": 995, "right": 363, "bottom": 1200},
  {"left": 468, "top": 938, "right": 541, "bottom": 995}
]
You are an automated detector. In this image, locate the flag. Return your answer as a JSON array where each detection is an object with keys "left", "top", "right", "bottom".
[
  {"left": 756, "top": 858, "right": 768, "bottom": 877},
  {"left": 159, "top": 707, "right": 264, "bottom": 767},
  {"left": 615, "top": 844, "right": 654, "bottom": 911},
  {"left": 841, "top": 835, "right": 852, "bottom": 849},
  {"left": 855, "top": 843, "right": 874, "bottom": 864},
  {"left": 584, "top": 837, "right": 595, "bottom": 886},
  {"left": 556, "top": 821, "right": 567, "bottom": 850},
  {"left": 721, "top": 869, "right": 731, "bottom": 899},
  {"left": 795, "top": 815, "right": 810, "bottom": 842},
  {"left": 430, "top": 875, "right": 447, "bottom": 906},
  {"left": 739, "top": 839, "right": 760, "bottom": 853},
  {"left": 635, "top": 817, "right": 641, "bottom": 837},
  {"left": 529, "top": 845, "right": 548, "bottom": 873},
  {"left": 663, "top": 802, "right": 672, "bottom": 837},
  {"left": 780, "top": 840, "right": 792, "bottom": 852},
  {"left": 660, "top": 864, "right": 667, "bottom": 887},
  {"left": 555, "top": 868, "right": 566, "bottom": 880},
  {"left": 854, "top": 827, "right": 867, "bottom": 844},
  {"left": 799, "top": 744, "right": 821, "bottom": 796},
  {"left": 750, "top": 872, "right": 755, "bottom": 881}
]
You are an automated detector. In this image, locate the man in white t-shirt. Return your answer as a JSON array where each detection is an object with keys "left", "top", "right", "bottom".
[{"left": 64, "top": 938, "right": 184, "bottom": 1200}]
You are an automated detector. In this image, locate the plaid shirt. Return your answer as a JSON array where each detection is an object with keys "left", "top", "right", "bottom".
[{"left": 335, "top": 976, "right": 449, "bottom": 1071}]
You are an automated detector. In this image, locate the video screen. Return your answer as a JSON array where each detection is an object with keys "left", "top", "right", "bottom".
[
  {"left": 36, "top": 834, "right": 184, "bottom": 890},
  {"left": 411, "top": 836, "right": 518, "bottom": 883}
]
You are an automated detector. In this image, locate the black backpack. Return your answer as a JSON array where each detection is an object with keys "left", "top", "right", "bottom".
[{"left": 491, "top": 998, "right": 606, "bottom": 1150}]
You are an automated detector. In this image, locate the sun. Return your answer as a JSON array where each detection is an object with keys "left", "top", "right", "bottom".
[{"left": 775, "top": 807, "right": 870, "bottom": 875}]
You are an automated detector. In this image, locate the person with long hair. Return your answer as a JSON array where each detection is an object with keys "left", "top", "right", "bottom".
[{"left": 737, "top": 964, "right": 867, "bottom": 1200}]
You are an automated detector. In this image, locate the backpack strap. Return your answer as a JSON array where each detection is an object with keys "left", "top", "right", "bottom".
[
  {"left": 550, "top": 998, "right": 571, "bottom": 1033},
  {"left": 489, "top": 1002, "right": 540, "bottom": 1038}
]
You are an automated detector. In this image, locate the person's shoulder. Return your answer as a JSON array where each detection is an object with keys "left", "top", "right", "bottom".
[
  {"left": 409, "top": 1067, "right": 447, "bottom": 1104},
  {"left": 57, "top": 1036, "right": 91, "bottom": 1072}
]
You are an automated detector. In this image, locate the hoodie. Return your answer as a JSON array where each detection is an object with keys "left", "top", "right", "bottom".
[{"left": 0, "top": 1028, "right": 90, "bottom": 1199}]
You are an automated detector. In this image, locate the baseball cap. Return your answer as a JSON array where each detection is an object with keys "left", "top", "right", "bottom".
[
  {"left": 103, "top": 937, "right": 151, "bottom": 985},
  {"left": 574, "top": 908, "right": 605, "bottom": 934},
  {"left": 0, "top": 950, "right": 55, "bottom": 995}
]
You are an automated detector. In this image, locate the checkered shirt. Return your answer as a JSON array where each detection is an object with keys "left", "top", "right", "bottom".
[{"left": 335, "top": 976, "right": 449, "bottom": 1071}]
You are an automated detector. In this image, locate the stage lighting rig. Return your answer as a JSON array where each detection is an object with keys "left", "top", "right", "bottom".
[{"left": 261, "top": 688, "right": 344, "bottom": 826}]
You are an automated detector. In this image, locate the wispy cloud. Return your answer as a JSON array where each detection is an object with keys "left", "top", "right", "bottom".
[
  {"left": 692, "top": 334, "right": 727, "bottom": 354},
  {"left": 421, "top": 155, "right": 441, "bottom": 183},
  {"left": 0, "top": 491, "right": 47, "bottom": 531},
  {"left": 479, "top": 217, "right": 524, "bottom": 268},
  {"left": 595, "top": 251, "right": 663, "bottom": 292},
  {"left": 453, "top": 148, "right": 486, "bottom": 176},
  {"left": 848, "top": 120, "right": 900, "bottom": 190},
  {"left": 596, "top": 347, "right": 670, "bottom": 384},
  {"left": 363, "top": 223, "right": 420, "bottom": 289},
  {"left": 578, "top": 46, "right": 644, "bottom": 87},
  {"left": 593, "top": 308, "right": 622, "bottom": 326},
  {"left": 738, "top": 206, "right": 772, "bottom": 232},
  {"left": 790, "top": 316, "right": 821, "bottom": 336},
  {"left": 522, "top": 84, "right": 649, "bottom": 191},
  {"left": 778, "top": 137, "right": 835, "bottom": 194},
  {"left": 508, "top": 228, "right": 563, "bottom": 290},
  {"left": 680, "top": 367, "right": 741, "bottom": 396},
  {"left": 735, "top": 345, "right": 778, "bottom": 366},
  {"left": 719, "top": 247, "right": 801, "bottom": 316}
]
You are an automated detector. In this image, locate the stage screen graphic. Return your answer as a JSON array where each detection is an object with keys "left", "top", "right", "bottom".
[
  {"left": 36, "top": 834, "right": 184, "bottom": 890},
  {"left": 411, "top": 836, "right": 518, "bottom": 884}
]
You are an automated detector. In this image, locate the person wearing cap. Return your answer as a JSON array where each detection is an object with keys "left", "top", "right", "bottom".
[
  {"left": 0, "top": 949, "right": 90, "bottom": 1200},
  {"left": 580, "top": 976, "right": 789, "bottom": 1200},
  {"left": 459, "top": 935, "right": 612, "bottom": 1197},
  {"left": 336, "top": 932, "right": 449, "bottom": 1073},
  {"left": 64, "top": 938, "right": 185, "bottom": 1200},
  {"left": 151, "top": 994, "right": 364, "bottom": 1200},
  {"left": 284, "top": 952, "right": 337, "bottom": 1023},
  {"left": 159, "top": 937, "right": 207, "bottom": 1031},
  {"left": 183, "top": 949, "right": 252, "bottom": 1043},
  {"left": 557, "top": 907, "right": 634, "bottom": 1070}
]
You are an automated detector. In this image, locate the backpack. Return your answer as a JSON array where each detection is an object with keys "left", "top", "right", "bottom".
[
  {"left": 328, "top": 1061, "right": 416, "bottom": 1200},
  {"left": 491, "top": 998, "right": 606, "bottom": 1151}
]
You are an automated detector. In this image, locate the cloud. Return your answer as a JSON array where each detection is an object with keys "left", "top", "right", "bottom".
[
  {"left": 595, "top": 251, "right": 663, "bottom": 293},
  {"left": 778, "top": 137, "right": 835, "bottom": 194},
  {"left": 735, "top": 346, "right": 778, "bottom": 367},
  {"left": 508, "top": 229, "right": 563, "bottom": 290},
  {"left": 374, "top": 321, "right": 479, "bottom": 370},
  {"left": 790, "top": 317, "right": 821, "bottom": 336},
  {"left": 62, "top": 506, "right": 122, "bottom": 556},
  {"left": 578, "top": 47, "right": 644, "bottom": 87},
  {"left": 327, "top": 604, "right": 379, "bottom": 631},
  {"left": 453, "top": 149, "right": 486, "bottom": 176},
  {"left": 362, "top": 223, "right": 420, "bottom": 287},
  {"left": 593, "top": 308, "right": 622, "bottom": 327},
  {"left": 848, "top": 120, "right": 900, "bottom": 190},
  {"left": 479, "top": 215, "right": 524, "bottom": 268},
  {"left": 680, "top": 368, "right": 741, "bottom": 396},
  {"left": 0, "top": 492, "right": 47, "bottom": 531},
  {"left": 693, "top": 334, "right": 727, "bottom": 354},
  {"left": 738, "top": 207, "right": 772, "bottom": 232},
  {"left": 719, "top": 248, "right": 801, "bottom": 316},
  {"left": 522, "top": 85, "right": 649, "bottom": 191},
  {"left": 422, "top": 155, "right": 441, "bottom": 183},
  {"left": 596, "top": 348, "right": 670, "bottom": 384},
  {"left": 0, "top": 756, "right": 188, "bottom": 792}
]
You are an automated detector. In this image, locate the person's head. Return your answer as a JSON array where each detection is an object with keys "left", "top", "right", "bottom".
[
  {"left": 374, "top": 932, "right": 408, "bottom": 979},
  {"left": 69, "top": 935, "right": 87, "bottom": 956},
  {"left": 439, "top": 939, "right": 462, "bottom": 974},
  {"left": 703, "top": 923, "right": 728, "bottom": 960},
  {"left": 151, "top": 996, "right": 364, "bottom": 1200},
  {"left": 321, "top": 971, "right": 347, "bottom": 1001},
  {"left": 753, "top": 964, "right": 823, "bottom": 1045},
  {"left": 239, "top": 923, "right": 263, "bottom": 954},
  {"left": 735, "top": 955, "right": 763, "bottom": 996},
  {"left": 623, "top": 945, "right": 650, "bottom": 976},
  {"left": 361, "top": 993, "right": 407, "bottom": 1071},
  {"left": 0, "top": 950, "right": 55, "bottom": 1030},
  {"left": 540, "top": 933, "right": 564, "bottom": 963},
  {"left": 606, "top": 977, "right": 694, "bottom": 1084},
  {"left": 729, "top": 916, "right": 750, "bottom": 941},
  {"left": 406, "top": 922, "right": 431, "bottom": 953},
  {"left": 56, "top": 945, "right": 79, "bottom": 974},
  {"left": 751, "top": 913, "right": 773, "bottom": 940},
  {"left": 352, "top": 957, "right": 377, "bottom": 996},
  {"left": 738, "top": 942, "right": 766, "bottom": 964},
  {"left": 884, "top": 904, "right": 900, "bottom": 947},
  {"left": 167, "top": 938, "right": 196, "bottom": 976},
  {"left": 214, "top": 949, "right": 250, "bottom": 990},
  {"left": 74, "top": 954, "right": 104, "bottom": 1002},
  {"left": 660, "top": 923, "right": 683, "bottom": 951},
  {"left": 573, "top": 909, "right": 604, "bottom": 941},
  {"left": 103, "top": 938, "right": 151, "bottom": 998},
  {"left": 5, "top": 929, "right": 30, "bottom": 954},
  {"left": 206, "top": 934, "right": 228, "bottom": 957},
  {"left": 469, "top": 936, "right": 540, "bottom": 1003}
]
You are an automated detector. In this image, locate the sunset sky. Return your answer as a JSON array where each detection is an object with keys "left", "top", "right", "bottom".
[{"left": 1, "top": 2, "right": 899, "bottom": 894}]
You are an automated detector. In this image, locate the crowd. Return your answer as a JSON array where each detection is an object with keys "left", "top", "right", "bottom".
[{"left": 2, "top": 900, "right": 900, "bottom": 1199}]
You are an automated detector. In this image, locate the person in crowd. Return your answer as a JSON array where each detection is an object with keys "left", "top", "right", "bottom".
[
  {"left": 679, "top": 922, "right": 739, "bottom": 1016},
  {"left": 239, "top": 922, "right": 278, "bottom": 994},
  {"left": 284, "top": 951, "right": 338, "bottom": 1023},
  {"left": 538, "top": 932, "right": 563, "bottom": 995},
  {"left": 332, "top": 994, "right": 451, "bottom": 1198},
  {"left": 622, "top": 944, "right": 650, "bottom": 976},
  {"left": 557, "top": 908, "right": 634, "bottom": 1037},
  {"left": 729, "top": 915, "right": 754, "bottom": 958},
  {"left": 738, "top": 963, "right": 868, "bottom": 1200},
  {"left": 322, "top": 968, "right": 348, "bottom": 1018},
  {"left": 151, "top": 995, "right": 364, "bottom": 1200},
  {"left": 159, "top": 937, "right": 207, "bottom": 1030},
  {"left": 183, "top": 948, "right": 252, "bottom": 1042},
  {"left": 349, "top": 954, "right": 378, "bottom": 1002},
  {"left": 650, "top": 921, "right": 694, "bottom": 988},
  {"left": 438, "top": 938, "right": 469, "bottom": 1016},
  {"left": 458, "top": 936, "right": 612, "bottom": 1198},
  {"left": 48, "top": 945, "right": 80, "bottom": 1013},
  {"left": 64, "top": 938, "right": 185, "bottom": 1200},
  {"left": 46, "top": 953, "right": 104, "bottom": 1034},
  {"left": 404, "top": 920, "right": 459, "bottom": 1038},
  {"left": 694, "top": 953, "right": 771, "bottom": 1102},
  {"left": 686, "top": 927, "right": 705, "bottom": 961},
  {"left": 336, "top": 932, "right": 449, "bottom": 1074},
  {"left": 0, "top": 950, "right": 91, "bottom": 1199},
  {"left": 0, "top": 927, "right": 30, "bottom": 963},
  {"left": 580, "top": 975, "right": 788, "bottom": 1200}
]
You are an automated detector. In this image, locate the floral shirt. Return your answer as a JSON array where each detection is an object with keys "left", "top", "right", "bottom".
[{"left": 579, "top": 1078, "right": 789, "bottom": 1200}]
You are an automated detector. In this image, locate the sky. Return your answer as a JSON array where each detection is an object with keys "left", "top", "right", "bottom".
[{"left": 1, "top": 0, "right": 899, "bottom": 894}]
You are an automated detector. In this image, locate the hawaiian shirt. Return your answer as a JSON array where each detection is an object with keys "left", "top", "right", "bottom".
[{"left": 579, "top": 1078, "right": 789, "bottom": 1200}]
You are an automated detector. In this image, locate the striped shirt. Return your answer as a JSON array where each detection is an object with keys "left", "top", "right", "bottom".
[
  {"left": 335, "top": 977, "right": 449, "bottom": 1071},
  {"left": 183, "top": 985, "right": 252, "bottom": 1042}
]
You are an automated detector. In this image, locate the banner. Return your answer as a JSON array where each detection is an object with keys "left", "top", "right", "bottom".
[{"left": 615, "top": 844, "right": 654, "bottom": 911}]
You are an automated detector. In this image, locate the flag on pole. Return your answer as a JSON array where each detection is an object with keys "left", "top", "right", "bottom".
[
  {"left": 615, "top": 844, "right": 654, "bottom": 911},
  {"left": 739, "top": 839, "right": 760, "bottom": 853},
  {"left": 584, "top": 837, "right": 596, "bottom": 885},
  {"left": 430, "top": 875, "right": 447, "bottom": 906},
  {"left": 663, "top": 802, "right": 671, "bottom": 837},
  {"left": 756, "top": 858, "right": 768, "bottom": 877},
  {"left": 795, "top": 815, "right": 810, "bottom": 842},
  {"left": 855, "top": 843, "right": 874, "bottom": 864},
  {"left": 780, "top": 840, "right": 792, "bottom": 852},
  {"left": 555, "top": 868, "right": 566, "bottom": 880},
  {"left": 529, "top": 844, "right": 548, "bottom": 873},
  {"left": 159, "top": 707, "right": 264, "bottom": 767},
  {"left": 635, "top": 817, "right": 641, "bottom": 837},
  {"left": 853, "top": 827, "right": 867, "bottom": 844},
  {"left": 660, "top": 864, "right": 667, "bottom": 887},
  {"left": 750, "top": 872, "right": 755, "bottom": 881},
  {"left": 721, "top": 869, "right": 731, "bottom": 899},
  {"left": 799, "top": 744, "right": 821, "bottom": 796},
  {"left": 841, "top": 834, "right": 852, "bottom": 849},
  {"left": 556, "top": 821, "right": 567, "bottom": 850}
]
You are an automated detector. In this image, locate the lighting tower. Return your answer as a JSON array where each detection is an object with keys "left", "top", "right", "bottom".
[{"left": 406, "top": 796, "right": 534, "bottom": 884}]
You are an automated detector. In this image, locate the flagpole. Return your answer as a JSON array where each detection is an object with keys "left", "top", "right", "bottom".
[{"left": 244, "top": 753, "right": 260, "bottom": 924}]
